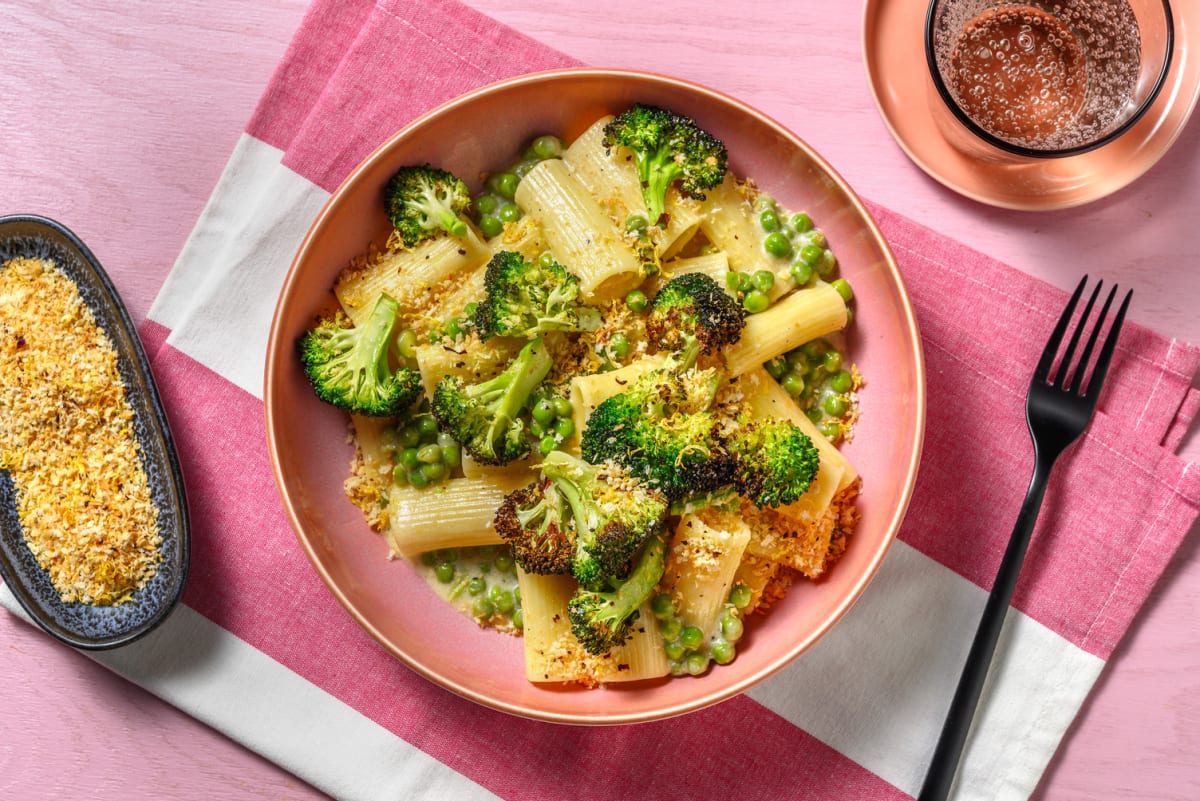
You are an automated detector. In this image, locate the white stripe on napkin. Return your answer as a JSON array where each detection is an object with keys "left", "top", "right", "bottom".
[
  {"left": 0, "top": 587, "right": 500, "bottom": 801},
  {"left": 749, "top": 540, "right": 1103, "bottom": 801},
  {"left": 150, "top": 134, "right": 329, "bottom": 397}
]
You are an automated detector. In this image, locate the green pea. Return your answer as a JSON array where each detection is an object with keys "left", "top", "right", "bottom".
[
  {"left": 399, "top": 426, "right": 422, "bottom": 448},
  {"left": 420, "top": 461, "right": 446, "bottom": 482},
  {"left": 817, "top": 249, "right": 838, "bottom": 278},
  {"left": 735, "top": 272, "right": 753, "bottom": 293},
  {"left": 710, "top": 640, "right": 735, "bottom": 665},
  {"left": 791, "top": 212, "right": 813, "bottom": 233},
  {"left": 764, "top": 357, "right": 787, "bottom": 380},
  {"left": 421, "top": 551, "right": 438, "bottom": 567},
  {"left": 553, "top": 417, "right": 575, "bottom": 439},
  {"left": 511, "top": 608, "right": 523, "bottom": 629},
  {"left": 803, "top": 340, "right": 827, "bottom": 361},
  {"left": 782, "top": 372, "right": 805, "bottom": 396},
  {"left": 399, "top": 447, "right": 421, "bottom": 471},
  {"left": 532, "top": 398, "right": 556, "bottom": 425},
  {"left": 763, "top": 232, "right": 793, "bottom": 259},
  {"left": 529, "top": 418, "right": 546, "bottom": 438},
  {"left": 479, "top": 215, "right": 503, "bottom": 238},
  {"left": 830, "top": 369, "right": 854, "bottom": 394},
  {"left": 538, "top": 435, "right": 558, "bottom": 456},
  {"left": 625, "top": 289, "right": 648, "bottom": 312},
  {"left": 790, "top": 261, "right": 814, "bottom": 285},
  {"left": 494, "top": 552, "right": 515, "bottom": 573},
  {"left": 468, "top": 576, "right": 487, "bottom": 596},
  {"left": 651, "top": 594, "right": 675, "bottom": 618},
  {"left": 823, "top": 395, "right": 849, "bottom": 417},
  {"left": 823, "top": 350, "right": 843, "bottom": 373},
  {"left": 395, "top": 329, "right": 418, "bottom": 361},
  {"left": 608, "top": 331, "right": 631, "bottom": 360},
  {"left": 659, "top": 617, "right": 682, "bottom": 641},
  {"left": 531, "top": 135, "right": 563, "bottom": 159},
  {"left": 679, "top": 625, "right": 704, "bottom": 650},
  {"left": 417, "top": 444, "right": 442, "bottom": 464},
  {"left": 488, "top": 172, "right": 519, "bottom": 199},
  {"left": 725, "top": 271, "right": 742, "bottom": 291},
  {"left": 497, "top": 203, "right": 521, "bottom": 223},
  {"left": 473, "top": 194, "right": 499, "bottom": 216},
  {"left": 417, "top": 415, "right": 440, "bottom": 439},
  {"left": 831, "top": 278, "right": 854, "bottom": 302},
  {"left": 721, "top": 614, "right": 744, "bottom": 642},
  {"left": 537, "top": 251, "right": 556, "bottom": 269},
  {"left": 729, "top": 584, "right": 751, "bottom": 609},
  {"left": 435, "top": 562, "right": 456, "bottom": 583},
  {"left": 552, "top": 397, "right": 573, "bottom": 419},
  {"left": 742, "top": 289, "right": 770, "bottom": 314},
  {"left": 392, "top": 465, "right": 409, "bottom": 485},
  {"left": 751, "top": 270, "right": 775, "bottom": 293},
  {"left": 664, "top": 640, "right": 686, "bottom": 661},
  {"left": 437, "top": 430, "right": 459, "bottom": 448},
  {"left": 626, "top": 213, "right": 649, "bottom": 233},
  {"left": 759, "top": 209, "right": 780, "bottom": 232},
  {"left": 408, "top": 470, "right": 429, "bottom": 489},
  {"left": 686, "top": 653, "right": 709, "bottom": 676},
  {"left": 493, "top": 589, "right": 515, "bottom": 614},
  {"left": 819, "top": 421, "right": 842, "bottom": 440},
  {"left": 473, "top": 597, "right": 495, "bottom": 619}
]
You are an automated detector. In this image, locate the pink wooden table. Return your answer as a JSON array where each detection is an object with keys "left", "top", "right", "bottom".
[{"left": 2, "top": 1, "right": 1197, "bottom": 798}]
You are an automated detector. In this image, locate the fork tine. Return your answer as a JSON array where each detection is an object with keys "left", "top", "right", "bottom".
[
  {"left": 1084, "top": 287, "right": 1133, "bottom": 399},
  {"left": 1034, "top": 275, "right": 1088, "bottom": 384},
  {"left": 1067, "top": 283, "right": 1117, "bottom": 393},
  {"left": 1055, "top": 279, "right": 1104, "bottom": 389}
]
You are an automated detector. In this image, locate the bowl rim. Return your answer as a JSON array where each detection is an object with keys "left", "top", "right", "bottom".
[{"left": 264, "top": 66, "right": 927, "bottom": 724}]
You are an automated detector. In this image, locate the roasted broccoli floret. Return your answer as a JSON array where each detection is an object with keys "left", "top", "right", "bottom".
[
  {"left": 493, "top": 451, "right": 668, "bottom": 584},
  {"left": 492, "top": 477, "right": 575, "bottom": 575},
  {"left": 384, "top": 164, "right": 470, "bottom": 248},
  {"left": 430, "top": 337, "right": 552, "bottom": 465},
  {"left": 646, "top": 272, "right": 745, "bottom": 365},
  {"left": 728, "top": 418, "right": 821, "bottom": 508},
  {"left": 473, "top": 250, "right": 600, "bottom": 340},
  {"left": 580, "top": 367, "right": 733, "bottom": 502},
  {"left": 567, "top": 529, "right": 669, "bottom": 655},
  {"left": 602, "top": 104, "right": 728, "bottom": 227},
  {"left": 299, "top": 293, "right": 421, "bottom": 416}
]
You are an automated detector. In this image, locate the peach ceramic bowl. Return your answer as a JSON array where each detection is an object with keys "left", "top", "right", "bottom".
[{"left": 264, "top": 68, "right": 925, "bottom": 725}]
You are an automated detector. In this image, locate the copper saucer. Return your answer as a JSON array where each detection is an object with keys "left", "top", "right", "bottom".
[{"left": 862, "top": 0, "right": 1200, "bottom": 210}]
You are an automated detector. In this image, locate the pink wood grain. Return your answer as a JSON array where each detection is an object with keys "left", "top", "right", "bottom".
[{"left": 1, "top": 1, "right": 1197, "bottom": 799}]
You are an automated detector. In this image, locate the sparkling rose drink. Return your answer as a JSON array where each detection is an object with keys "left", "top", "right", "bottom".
[{"left": 930, "top": 1, "right": 1143, "bottom": 151}]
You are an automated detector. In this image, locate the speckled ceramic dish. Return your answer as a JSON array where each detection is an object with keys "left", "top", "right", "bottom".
[
  {"left": 0, "top": 215, "right": 189, "bottom": 650},
  {"left": 264, "top": 69, "right": 926, "bottom": 724}
]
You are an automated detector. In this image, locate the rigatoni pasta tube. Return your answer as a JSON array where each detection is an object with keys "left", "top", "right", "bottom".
[
  {"left": 385, "top": 475, "right": 526, "bottom": 557},
  {"left": 663, "top": 510, "right": 751, "bottom": 636},
  {"left": 723, "top": 281, "right": 847, "bottom": 376},
  {"left": 514, "top": 159, "right": 644, "bottom": 301},
  {"left": 334, "top": 226, "right": 491, "bottom": 324}
]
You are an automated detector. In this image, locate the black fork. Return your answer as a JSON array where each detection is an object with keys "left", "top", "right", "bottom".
[{"left": 918, "top": 276, "right": 1132, "bottom": 801}]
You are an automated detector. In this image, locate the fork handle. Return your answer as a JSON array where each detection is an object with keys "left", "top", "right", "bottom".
[{"left": 917, "top": 454, "right": 1055, "bottom": 801}]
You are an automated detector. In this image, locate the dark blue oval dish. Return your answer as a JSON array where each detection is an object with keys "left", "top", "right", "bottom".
[{"left": 0, "top": 215, "right": 189, "bottom": 649}]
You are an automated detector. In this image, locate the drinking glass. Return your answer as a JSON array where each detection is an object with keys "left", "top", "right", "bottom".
[{"left": 925, "top": 0, "right": 1174, "bottom": 160}]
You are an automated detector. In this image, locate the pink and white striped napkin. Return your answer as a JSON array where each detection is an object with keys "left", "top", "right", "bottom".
[{"left": 5, "top": 0, "right": 1199, "bottom": 799}]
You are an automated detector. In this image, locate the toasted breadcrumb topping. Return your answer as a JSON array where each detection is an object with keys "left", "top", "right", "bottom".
[{"left": 0, "top": 257, "right": 160, "bottom": 605}]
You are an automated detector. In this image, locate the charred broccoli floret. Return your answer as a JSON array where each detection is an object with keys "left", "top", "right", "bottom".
[
  {"left": 567, "top": 529, "right": 669, "bottom": 655},
  {"left": 299, "top": 293, "right": 421, "bottom": 416},
  {"left": 493, "top": 451, "right": 668, "bottom": 584},
  {"left": 646, "top": 272, "right": 745, "bottom": 365},
  {"left": 491, "top": 477, "right": 575, "bottom": 575},
  {"left": 602, "top": 104, "right": 728, "bottom": 227},
  {"left": 727, "top": 418, "right": 821, "bottom": 509},
  {"left": 430, "top": 337, "right": 552, "bottom": 465},
  {"left": 384, "top": 164, "right": 470, "bottom": 249},
  {"left": 473, "top": 250, "right": 600, "bottom": 340},
  {"left": 580, "top": 367, "right": 732, "bottom": 502}
]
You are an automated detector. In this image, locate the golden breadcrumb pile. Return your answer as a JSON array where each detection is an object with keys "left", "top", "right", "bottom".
[{"left": 0, "top": 257, "right": 160, "bottom": 605}]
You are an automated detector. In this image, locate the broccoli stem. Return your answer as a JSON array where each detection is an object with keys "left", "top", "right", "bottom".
[{"left": 471, "top": 337, "right": 551, "bottom": 447}]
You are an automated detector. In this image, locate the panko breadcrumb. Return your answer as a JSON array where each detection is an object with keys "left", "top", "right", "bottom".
[{"left": 0, "top": 257, "right": 160, "bottom": 605}]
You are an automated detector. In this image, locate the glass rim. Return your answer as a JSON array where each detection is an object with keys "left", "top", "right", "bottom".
[{"left": 924, "top": 0, "right": 1176, "bottom": 159}]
